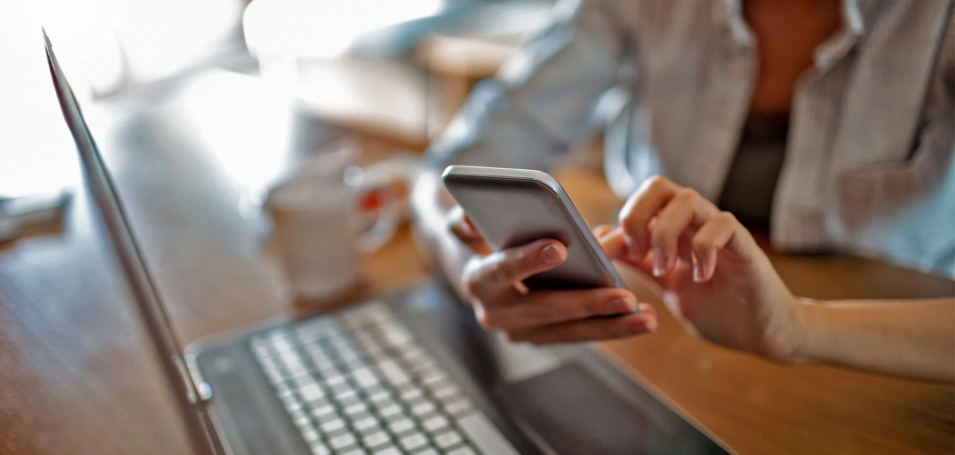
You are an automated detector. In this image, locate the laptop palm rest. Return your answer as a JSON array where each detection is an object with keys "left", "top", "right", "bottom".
[{"left": 496, "top": 362, "right": 650, "bottom": 455}]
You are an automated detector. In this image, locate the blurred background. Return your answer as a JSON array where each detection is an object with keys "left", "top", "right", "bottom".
[{"left": 0, "top": 0, "right": 558, "bottom": 212}]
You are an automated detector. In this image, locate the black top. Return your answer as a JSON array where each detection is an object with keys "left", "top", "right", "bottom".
[{"left": 717, "top": 114, "right": 790, "bottom": 231}]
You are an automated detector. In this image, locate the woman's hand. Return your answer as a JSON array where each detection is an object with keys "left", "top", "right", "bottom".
[
  {"left": 597, "top": 176, "right": 807, "bottom": 362},
  {"left": 447, "top": 206, "right": 658, "bottom": 344}
]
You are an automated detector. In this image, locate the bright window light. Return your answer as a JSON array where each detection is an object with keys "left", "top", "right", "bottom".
[{"left": 244, "top": 0, "right": 443, "bottom": 59}]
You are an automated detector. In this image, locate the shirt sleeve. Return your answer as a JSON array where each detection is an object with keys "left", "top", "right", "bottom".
[{"left": 427, "top": 0, "right": 633, "bottom": 171}]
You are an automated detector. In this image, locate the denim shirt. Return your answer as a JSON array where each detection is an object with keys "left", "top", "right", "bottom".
[{"left": 428, "top": 0, "right": 955, "bottom": 277}]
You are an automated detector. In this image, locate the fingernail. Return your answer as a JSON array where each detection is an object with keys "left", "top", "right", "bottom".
[
  {"left": 541, "top": 244, "right": 564, "bottom": 265},
  {"left": 666, "top": 254, "right": 677, "bottom": 273},
  {"left": 692, "top": 254, "right": 705, "bottom": 283},
  {"left": 652, "top": 249, "right": 666, "bottom": 276},
  {"left": 609, "top": 297, "right": 638, "bottom": 314},
  {"left": 624, "top": 236, "right": 641, "bottom": 262},
  {"left": 629, "top": 316, "right": 656, "bottom": 334}
]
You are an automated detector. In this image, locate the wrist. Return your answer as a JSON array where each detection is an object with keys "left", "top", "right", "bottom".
[
  {"left": 783, "top": 297, "right": 822, "bottom": 364},
  {"left": 762, "top": 295, "right": 817, "bottom": 364}
]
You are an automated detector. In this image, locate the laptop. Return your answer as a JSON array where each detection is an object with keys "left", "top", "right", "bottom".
[{"left": 45, "top": 31, "right": 734, "bottom": 455}]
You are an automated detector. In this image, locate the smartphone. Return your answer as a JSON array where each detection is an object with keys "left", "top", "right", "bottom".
[{"left": 442, "top": 165, "right": 625, "bottom": 291}]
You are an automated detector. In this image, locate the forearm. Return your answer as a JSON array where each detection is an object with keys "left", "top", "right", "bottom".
[
  {"left": 410, "top": 170, "right": 472, "bottom": 297},
  {"left": 795, "top": 298, "right": 955, "bottom": 382}
]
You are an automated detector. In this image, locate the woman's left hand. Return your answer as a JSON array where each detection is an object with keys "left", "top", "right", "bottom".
[{"left": 596, "top": 176, "right": 807, "bottom": 362}]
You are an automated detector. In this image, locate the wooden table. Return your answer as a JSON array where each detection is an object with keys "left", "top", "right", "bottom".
[{"left": 1, "top": 74, "right": 952, "bottom": 455}]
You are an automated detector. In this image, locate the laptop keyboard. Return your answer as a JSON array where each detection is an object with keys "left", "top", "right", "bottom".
[{"left": 250, "top": 302, "right": 519, "bottom": 455}]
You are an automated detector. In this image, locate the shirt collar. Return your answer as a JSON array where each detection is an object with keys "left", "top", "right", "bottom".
[
  {"left": 716, "top": 0, "right": 870, "bottom": 46},
  {"left": 715, "top": 0, "right": 754, "bottom": 46},
  {"left": 842, "top": 0, "right": 866, "bottom": 37},
  {"left": 815, "top": 0, "right": 875, "bottom": 70}
]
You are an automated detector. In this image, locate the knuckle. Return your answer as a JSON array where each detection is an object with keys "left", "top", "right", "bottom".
[
  {"left": 487, "top": 256, "right": 515, "bottom": 285},
  {"left": 523, "top": 302, "right": 552, "bottom": 325},
  {"left": 619, "top": 212, "right": 642, "bottom": 234},
  {"left": 650, "top": 224, "right": 675, "bottom": 247},
  {"left": 675, "top": 187, "right": 698, "bottom": 201},
  {"left": 716, "top": 211, "right": 738, "bottom": 224},
  {"left": 586, "top": 293, "right": 612, "bottom": 316},
  {"left": 489, "top": 264, "right": 508, "bottom": 285},
  {"left": 646, "top": 175, "right": 671, "bottom": 191},
  {"left": 461, "top": 267, "right": 481, "bottom": 296},
  {"left": 691, "top": 234, "right": 713, "bottom": 251},
  {"left": 463, "top": 279, "right": 482, "bottom": 299},
  {"left": 519, "top": 247, "right": 540, "bottom": 272},
  {"left": 476, "top": 311, "right": 500, "bottom": 331}
]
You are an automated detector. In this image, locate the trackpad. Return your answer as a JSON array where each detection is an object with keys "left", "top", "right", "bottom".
[{"left": 495, "top": 362, "right": 650, "bottom": 455}]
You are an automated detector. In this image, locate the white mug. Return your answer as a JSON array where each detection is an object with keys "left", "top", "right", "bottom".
[{"left": 266, "top": 160, "right": 400, "bottom": 304}]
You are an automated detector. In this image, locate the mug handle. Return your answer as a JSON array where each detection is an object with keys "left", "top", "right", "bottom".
[{"left": 348, "top": 167, "right": 402, "bottom": 253}]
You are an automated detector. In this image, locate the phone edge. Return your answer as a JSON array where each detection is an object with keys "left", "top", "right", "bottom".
[{"left": 442, "top": 165, "right": 628, "bottom": 290}]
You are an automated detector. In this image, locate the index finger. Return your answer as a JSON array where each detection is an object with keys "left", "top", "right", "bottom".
[
  {"left": 618, "top": 176, "right": 680, "bottom": 259},
  {"left": 448, "top": 206, "right": 493, "bottom": 255},
  {"left": 466, "top": 238, "right": 567, "bottom": 294}
]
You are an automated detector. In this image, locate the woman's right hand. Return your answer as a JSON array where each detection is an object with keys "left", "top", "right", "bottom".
[{"left": 446, "top": 206, "right": 657, "bottom": 344}]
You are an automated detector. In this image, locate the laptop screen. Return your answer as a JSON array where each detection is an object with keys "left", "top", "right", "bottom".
[{"left": 43, "top": 29, "right": 222, "bottom": 455}]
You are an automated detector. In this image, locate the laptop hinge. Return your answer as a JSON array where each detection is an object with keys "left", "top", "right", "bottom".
[
  {"left": 173, "top": 355, "right": 200, "bottom": 405},
  {"left": 185, "top": 353, "right": 214, "bottom": 402}
]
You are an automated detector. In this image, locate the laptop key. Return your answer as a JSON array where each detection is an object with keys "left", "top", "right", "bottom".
[
  {"left": 433, "top": 430, "right": 462, "bottom": 449},
  {"left": 446, "top": 447, "right": 476, "bottom": 455},
  {"left": 443, "top": 398, "right": 473, "bottom": 417},
  {"left": 362, "top": 430, "right": 390, "bottom": 449},
  {"left": 456, "top": 413, "right": 519, "bottom": 455},
  {"left": 377, "top": 404, "right": 402, "bottom": 419},
  {"left": 352, "top": 416, "right": 379, "bottom": 432},
  {"left": 411, "top": 402, "right": 435, "bottom": 417},
  {"left": 422, "top": 415, "right": 448, "bottom": 433},
  {"left": 399, "top": 387, "right": 424, "bottom": 402},
  {"left": 388, "top": 418, "right": 414, "bottom": 435},
  {"left": 372, "top": 446, "right": 401, "bottom": 455},
  {"left": 299, "top": 384, "right": 325, "bottom": 402},
  {"left": 399, "top": 432, "right": 428, "bottom": 452},
  {"left": 344, "top": 402, "right": 368, "bottom": 416},
  {"left": 320, "top": 418, "right": 346, "bottom": 434},
  {"left": 352, "top": 368, "right": 379, "bottom": 388},
  {"left": 329, "top": 433, "right": 356, "bottom": 450},
  {"left": 302, "top": 429, "right": 320, "bottom": 443},
  {"left": 313, "top": 407, "right": 339, "bottom": 422},
  {"left": 336, "top": 390, "right": 358, "bottom": 402},
  {"left": 377, "top": 360, "right": 410, "bottom": 386},
  {"left": 368, "top": 390, "right": 391, "bottom": 404},
  {"left": 429, "top": 384, "right": 459, "bottom": 401},
  {"left": 325, "top": 375, "right": 346, "bottom": 387}
]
